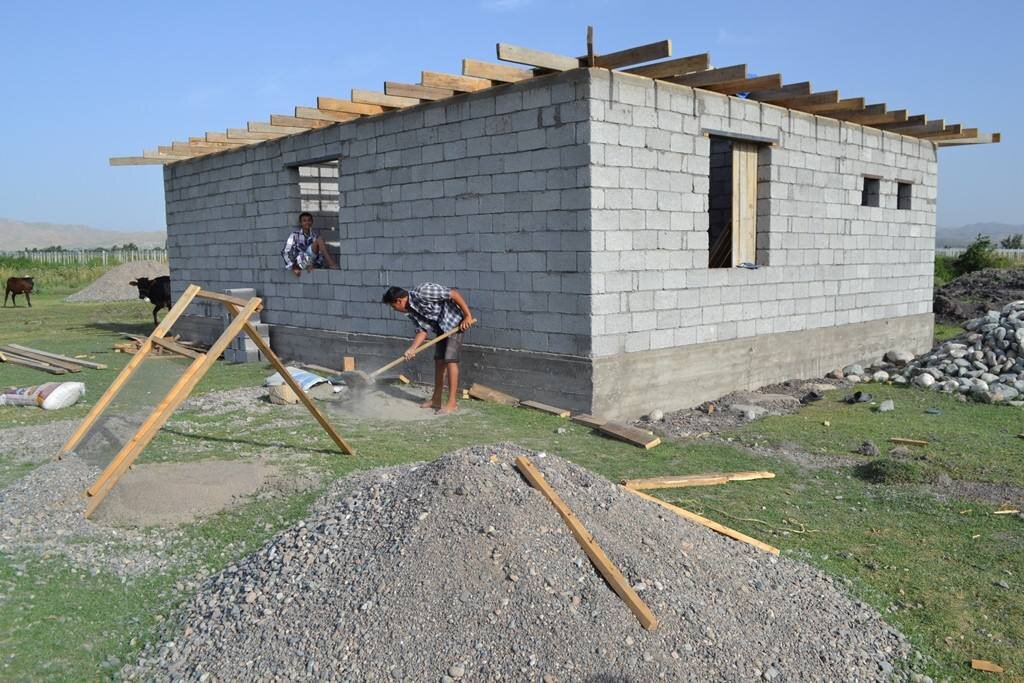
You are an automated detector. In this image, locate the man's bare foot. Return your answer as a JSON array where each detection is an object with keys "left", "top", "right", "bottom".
[
  {"left": 437, "top": 404, "right": 458, "bottom": 415},
  {"left": 420, "top": 399, "right": 441, "bottom": 410},
  {"left": 291, "top": 267, "right": 302, "bottom": 277}
]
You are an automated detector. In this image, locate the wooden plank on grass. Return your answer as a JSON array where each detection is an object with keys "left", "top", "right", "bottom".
[
  {"left": 521, "top": 399, "right": 570, "bottom": 418},
  {"left": 970, "top": 660, "right": 1004, "bottom": 673},
  {"left": 598, "top": 422, "right": 661, "bottom": 449},
  {"left": 468, "top": 383, "right": 519, "bottom": 406},
  {"left": 571, "top": 413, "right": 607, "bottom": 429},
  {"left": 889, "top": 437, "right": 928, "bottom": 446},
  {"left": 625, "top": 487, "right": 780, "bottom": 555},
  {"left": 462, "top": 58, "right": 533, "bottom": 83},
  {"left": 496, "top": 43, "right": 579, "bottom": 71},
  {"left": 515, "top": 457, "right": 659, "bottom": 630},
  {"left": 1, "top": 345, "right": 85, "bottom": 372},
  {"left": 622, "top": 471, "right": 776, "bottom": 490},
  {"left": 0, "top": 352, "right": 68, "bottom": 374}
]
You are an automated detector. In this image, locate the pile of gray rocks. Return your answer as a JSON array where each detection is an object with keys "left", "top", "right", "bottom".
[
  {"left": 841, "top": 301, "right": 1024, "bottom": 404},
  {"left": 124, "top": 443, "right": 912, "bottom": 682}
]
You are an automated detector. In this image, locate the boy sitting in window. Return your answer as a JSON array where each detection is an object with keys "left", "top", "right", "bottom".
[{"left": 281, "top": 212, "right": 338, "bottom": 277}]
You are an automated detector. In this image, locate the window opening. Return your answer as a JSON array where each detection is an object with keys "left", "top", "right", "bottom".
[
  {"left": 861, "top": 177, "right": 880, "bottom": 207},
  {"left": 708, "top": 136, "right": 761, "bottom": 268},
  {"left": 298, "top": 160, "right": 341, "bottom": 263},
  {"left": 897, "top": 182, "right": 912, "bottom": 210}
]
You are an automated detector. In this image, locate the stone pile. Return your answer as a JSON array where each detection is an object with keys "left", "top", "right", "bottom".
[
  {"left": 124, "top": 444, "right": 911, "bottom": 682},
  {"left": 842, "top": 301, "right": 1024, "bottom": 404}
]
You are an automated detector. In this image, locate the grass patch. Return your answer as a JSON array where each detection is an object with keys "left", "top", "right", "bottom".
[
  {"left": 935, "top": 320, "right": 964, "bottom": 342},
  {"left": 855, "top": 458, "right": 934, "bottom": 484},
  {"left": 0, "top": 257, "right": 114, "bottom": 295},
  {"left": 1, "top": 292, "right": 1021, "bottom": 680}
]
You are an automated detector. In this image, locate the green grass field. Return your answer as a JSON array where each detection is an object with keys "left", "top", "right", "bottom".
[{"left": 1, "top": 292, "right": 1021, "bottom": 681}]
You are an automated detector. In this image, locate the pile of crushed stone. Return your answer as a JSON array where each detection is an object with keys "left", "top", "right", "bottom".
[
  {"left": 934, "top": 267, "right": 1024, "bottom": 323},
  {"left": 65, "top": 260, "right": 168, "bottom": 302},
  {"left": 125, "top": 444, "right": 911, "bottom": 682}
]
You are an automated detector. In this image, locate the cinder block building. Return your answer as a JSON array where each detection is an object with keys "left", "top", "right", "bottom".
[{"left": 113, "top": 41, "right": 999, "bottom": 418}]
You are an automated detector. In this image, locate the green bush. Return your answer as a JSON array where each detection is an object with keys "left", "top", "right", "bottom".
[
  {"left": 933, "top": 254, "right": 958, "bottom": 286},
  {"left": 0, "top": 257, "right": 112, "bottom": 295},
  {"left": 855, "top": 458, "right": 933, "bottom": 485},
  {"left": 951, "top": 235, "right": 1012, "bottom": 277}
]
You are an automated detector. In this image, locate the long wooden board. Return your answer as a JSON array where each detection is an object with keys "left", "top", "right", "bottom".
[
  {"left": 622, "top": 471, "right": 776, "bottom": 490},
  {"left": 5, "top": 343, "right": 107, "bottom": 369},
  {"left": 462, "top": 58, "right": 532, "bottom": 83},
  {"left": 623, "top": 53, "right": 709, "bottom": 79},
  {"left": 149, "top": 336, "right": 202, "bottom": 359},
  {"left": 592, "top": 39, "right": 671, "bottom": 70},
  {"left": 351, "top": 89, "right": 419, "bottom": 109},
  {"left": 496, "top": 43, "right": 579, "bottom": 71},
  {"left": 0, "top": 346, "right": 82, "bottom": 372},
  {"left": 515, "top": 457, "right": 658, "bottom": 630},
  {"left": 421, "top": 71, "right": 493, "bottom": 93},
  {"left": 467, "top": 383, "right": 519, "bottom": 406},
  {"left": 385, "top": 82, "right": 455, "bottom": 101},
  {"left": 598, "top": 422, "right": 661, "bottom": 449},
  {"left": 666, "top": 64, "right": 747, "bottom": 88},
  {"left": 890, "top": 437, "right": 928, "bottom": 446},
  {"left": 571, "top": 413, "right": 607, "bottom": 429},
  {"left": 521, "top": 400, "right": 570, "bottom": 418},
  {"left": 625, "top": 488, "right": 779, "bottom": 555},
  {"left": 293, "top": 106, "right": 361, "bottom": 123},
  {"left": 1, "top": 352, "right": 68, "bottom": 374},
  {"left": 316, "top": 96, "right": 387, "bottom": 116}
]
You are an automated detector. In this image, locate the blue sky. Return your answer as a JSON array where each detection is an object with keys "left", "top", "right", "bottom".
[{"left": 0, "top": 0, "right": 1019, "bottom": 231}]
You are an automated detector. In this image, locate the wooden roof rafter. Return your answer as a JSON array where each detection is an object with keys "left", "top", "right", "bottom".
[{"left": 109, "top": 31, "right": 1000, "bottom": 166}]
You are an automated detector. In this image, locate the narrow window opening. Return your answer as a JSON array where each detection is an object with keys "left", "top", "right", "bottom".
[
  {"left": 897, "top": 182, "right": 912, "bottom": 210},
  {"left": 708, "top": 136, "right": 763, "bottom": 268},
  {"left": 298, "top": 160, "right": 341, "bottom": 263},
  {"left": 861, "top": 177, "right": 880, "bottom": 207}
]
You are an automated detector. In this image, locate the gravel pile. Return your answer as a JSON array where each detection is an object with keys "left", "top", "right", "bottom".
[
  {"left": 840, "top": 301, "right": 1024, "bottom": 404},
  {"left": 0, "top": 457, "right": 195, "bottom": 577},
  {"left": 65, "top": 260, "right": 168, "bottom": 302},
  {"left": 125, "top": 443, "right": 911, "bottom": 682}
]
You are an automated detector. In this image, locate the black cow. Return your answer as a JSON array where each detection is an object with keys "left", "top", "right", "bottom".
[
  {"left": 4, "top": 277, "right": 34, "bottom": 307},
  {"left": 129, "top": 275, "right": 172, "bottom": 324}
]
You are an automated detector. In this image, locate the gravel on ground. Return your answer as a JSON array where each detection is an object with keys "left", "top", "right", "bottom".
[{"left": 65, "top": 260, "right": 169, "bottom": 302}]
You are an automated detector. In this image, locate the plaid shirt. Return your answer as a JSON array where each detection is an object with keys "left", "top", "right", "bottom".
[
  {"left": 406, "top": 283, "right": 464, "bottom": 333},
  {"left": 281, "top": 228, "right": 322, "bottom": 268}
]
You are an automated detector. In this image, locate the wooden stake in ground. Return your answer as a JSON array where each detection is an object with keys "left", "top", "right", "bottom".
[
  {"left": 624, "top": 487, "right": 780, "bottom": 556},
  {"left": 514, "top": 456, "right": 658, "bottom": 631}
]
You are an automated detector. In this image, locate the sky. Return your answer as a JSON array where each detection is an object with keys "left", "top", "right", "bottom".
[{"left": 0, "top": 0, "right": 1019, "bottom": 231}]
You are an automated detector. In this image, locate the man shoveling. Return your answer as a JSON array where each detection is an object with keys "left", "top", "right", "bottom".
[{"left": 382, "top": 284, "right": 474, "bottom": 414}]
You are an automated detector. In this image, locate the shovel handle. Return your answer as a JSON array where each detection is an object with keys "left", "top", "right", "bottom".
[{"left": 369, "top": 326, "right": 463, "bottom": 379}]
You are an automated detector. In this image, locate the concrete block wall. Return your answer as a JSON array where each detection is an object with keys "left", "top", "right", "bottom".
[
  {"left": 586, "top": 69, "right": 937, "bottom": 358},
  {"left": 164, "top": 69, "right": 592, "bottom": 357}
]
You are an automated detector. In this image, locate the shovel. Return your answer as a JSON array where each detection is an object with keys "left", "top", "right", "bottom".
[{"left": 340, "top": 326, "right": 463, "bottom": 390}]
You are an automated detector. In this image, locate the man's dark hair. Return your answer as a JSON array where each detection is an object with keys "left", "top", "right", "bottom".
[
  {"left": 381, "top": 286, "right": 408, "bottom": 304},
  {"left": 298, "top": 211, "right": 314, "bottom": 221}
]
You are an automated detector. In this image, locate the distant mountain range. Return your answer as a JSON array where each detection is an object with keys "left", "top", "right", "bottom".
[
  {"left": 936, "top": 223, "right": 1024, "bottom": 248},
  {"left": 0, "top": 218, "right": 166, "bottom": 251}
]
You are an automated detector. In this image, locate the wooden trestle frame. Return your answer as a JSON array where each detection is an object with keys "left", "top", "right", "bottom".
[{"left": 57, "top": 284, "right": 354, "bottom": 518}]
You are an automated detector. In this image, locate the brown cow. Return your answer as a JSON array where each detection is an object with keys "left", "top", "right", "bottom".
[{"left": 4, "top": 277, "right": 34, "bottom": 307}]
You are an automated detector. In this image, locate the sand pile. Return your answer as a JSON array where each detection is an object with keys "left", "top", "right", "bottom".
[
  {"left": 125, "top": 444, "right": 910, "bottom": 681},
  {"left": 65, "top": 260, "right": 169, "bottom": 302}
]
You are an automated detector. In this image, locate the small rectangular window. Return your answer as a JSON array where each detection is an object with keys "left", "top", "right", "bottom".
[
  {"left": 297, "top": 160, "right": 341, "bottom": 262},
  {"left": 861, "top": 177, "right": 880, "bottom": 207},
  {"left": 897, "top": 182, "right": 912, "bottom": 210}
]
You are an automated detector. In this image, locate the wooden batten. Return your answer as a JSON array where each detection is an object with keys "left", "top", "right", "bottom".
[
  {"left": 496, "top": 42, "right": 580, "bottom": 71},
  {"left": 248, "top": 121, "right": 309, "bottom": 134},
  {"left": 923, "top": 127, "right": 977, "bottom": 140},
  {"left": 294, "top": 106, "right": 361, "bottom": 123},
  {"left": 351, "top": 88, "right": 420, "bottom": 108},
  {"left": 592, "top": 39, "right": 672, "bottom": 69},
  {"left": 800, "top": 97, "right": 865, "bottom": 114},
  {"left": 384, "top": 81, "right": 456, "bottom": 101},
  {"left": 462, "top": 58, "right": 533, "bottom": 83},
  {"left": 269, "top": 114, "right": 332, "bottom": 129},
  {"left": 521, "top": 400, "right": 571, "bottom": 418},
  {"left": 774, "top": 90, "right": 840, "bottom": 108},
  {"left": 110, "top": 156, "right": 172, "bottom": 166},
  {"left": 666, "top": 64, "right": 747, "bottom": 88},
  {"left": 316, "top": 96, "right": 387, "bottom": 115},
  {"left": 746, "top": 81, "right": 811, "bottom": 101},
  {"left": 833, "top": 108, "right": 907, "bottom": 125},
  {"left": 623, "top": 52, "right": 709, "bottom": 79},
  {"left": 154, "top": 147, "right": 197, "bottom": 158},
  {"left": 421, "top": 70, "right": 493, "bottom": 93},
  {"left": 226, "top": 128, "right": 285, "bottom": 141},
  {"left": 702, "top": 73, "right": 782, "bottom": 95},
  {"left": 875, "top": 114, "right": 926, "bottom": 130},
  {"left": 883, "top": 119, "right": 944, "bottom": 135}
]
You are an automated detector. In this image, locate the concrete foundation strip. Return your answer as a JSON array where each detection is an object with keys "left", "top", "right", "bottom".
[
  {"left": 624, "top": 487, "right": 780, "bottom": 556},
  {"left": 514, "top": 456, "right": 659, "bottom": 631},
  {"left": 622, "top": 471, "right": 776, "bottom": 490}
]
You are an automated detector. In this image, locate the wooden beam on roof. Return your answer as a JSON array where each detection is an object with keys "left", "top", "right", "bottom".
[
  {"left": 746, "top": 81, "right": 811, "bottom": 102},
  {"left": 190, "top": 136, "right": 248, "bottom": 148},
  {"left": 801, "top": 97, "right": 865, "bottom": 114},
  {"left": 875, "top": 114, "right": 926, "bottom": 130},
  {"left": 158, "top": 146, "right": 201, "bottom": 157},
  {"left": 922, "top": 126, "right": 975, "bottom": 140},
  {"left": 664, "top": 64, "right": 747, "bottom": 88},
  {"left": 144, "top": 149, "right": 191, "bottom": 160},
  {"left": 248, "top": 121, "right": 309, "bottom": 134},
  {"left": 463, "top": 58, "right": 533, "bottom": 83},
  {"left": 936, "top": 131, "right": 1000, "bottom": 146},
  {"left": 623, "top": 52, "right": 709, "bottom": 79},
  {"left": 835, "top": 109, "right": 908, "bottom": 126},
  {"left": 591, "top": 39, "right": 672, "bottom": 69},
  {"left": 294, "top": 106, "right": 361, "bottom": 123},
  {"left": 351, "top": 88, "right": 420, "bottom": 108},
  {"left": 496, "top": 42, "right": 580, "bottom": 71},
  {"left": 316, "top": 96, "right": 387, "bottom": 116},
  {"left": 110, "top": 156, "right": 171, "bottom": 166},
  {"left": 171, "top": 141, "right": 229, "bottom": 154},
  {"left": 421, "top": 70, "right": 493, "bottom": 93},
  {"left": 883, "top": 119, "right": 945, "bottom": 136},
  {"left": 774, "top": 90, "right": 840, "bottom": 108},
  {"left": 702, "top": 73, "right": 782, "bottom": 95},
  {"left": 269, "top": 114, "right": 332, "bottom": 129},
  {"left": 226, "top": 128, "right": 284, "bottom": 141},
  {"left": 384, "top": 81, "right": 456, "bottom": 101}
]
